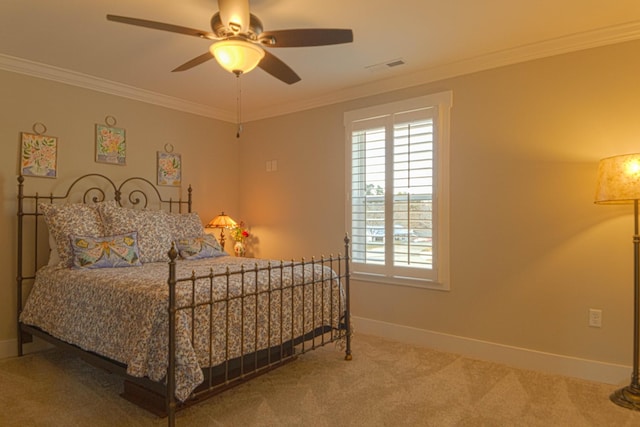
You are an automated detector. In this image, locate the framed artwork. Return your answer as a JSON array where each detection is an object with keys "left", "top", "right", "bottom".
[
  {"left": 95, "top": 124, "right": 126, "bottom": 165},
  {"left": 157, "top": 151, "right": 182, "bottom": 186},
  {"left": 21, "top": 132, "right": 57, "bottom": 178}
]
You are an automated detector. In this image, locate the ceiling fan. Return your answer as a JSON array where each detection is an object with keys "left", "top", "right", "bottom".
[{"left": 107, "top": 0, "right": 354, "bottom": 84}]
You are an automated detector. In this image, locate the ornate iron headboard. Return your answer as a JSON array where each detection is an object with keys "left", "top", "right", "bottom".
[{"left": 16, "top": 173, "right": 192, "bottom": 355}]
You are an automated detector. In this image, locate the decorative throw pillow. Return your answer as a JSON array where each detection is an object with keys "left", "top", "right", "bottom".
[
  {"left": 98, "top": 203, "right": 174, "bottom": 263},
  {"left": 70, "top": 232, "right": 142, "bottom": 269},
  {"left": 176, "top": 234, "right": 227, "bottom": 260},
  {"left": 165, "top": 211, "right": 204, "bottom": 240},
  {"left": 40, "top": 202, "right": 110, "bottom": 268}
]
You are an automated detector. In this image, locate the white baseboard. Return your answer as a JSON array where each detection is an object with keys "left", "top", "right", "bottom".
[
  {"left": 0, "top": 337, "right": 53, "bottom": 359},
  {"left": 2, "top": 318, "right": 630, "bottom": 386},
  {"left": 352, "top": 316, "right": 630, "bottom": 386}
]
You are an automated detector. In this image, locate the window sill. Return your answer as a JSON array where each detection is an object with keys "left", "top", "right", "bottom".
[{"left": 351, "top": 271, "right": 449, "bottom": 291}]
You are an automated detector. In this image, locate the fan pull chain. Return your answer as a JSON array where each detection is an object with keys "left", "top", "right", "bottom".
[{"left": 236, "top": 73, "right": 243, "bottom": 139}]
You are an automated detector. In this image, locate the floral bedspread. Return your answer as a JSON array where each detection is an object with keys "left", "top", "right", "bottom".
[{"left": 19, "top": 256, "right": 345, "bottom": 401}]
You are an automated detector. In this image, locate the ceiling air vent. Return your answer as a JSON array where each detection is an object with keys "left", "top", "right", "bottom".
[{"left": 365, "top": 58, "right": 406, "bottom": 73}]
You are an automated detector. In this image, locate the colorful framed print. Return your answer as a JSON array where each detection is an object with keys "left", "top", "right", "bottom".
[
  {"left": 21, "top": 132, "right": 57, "bottom": 178},
  {"left": 95, "top": 124, "right": 126, "bottom": 165},
  {"left": 157, "top": 151, "right": 182, "bottom": 186}
]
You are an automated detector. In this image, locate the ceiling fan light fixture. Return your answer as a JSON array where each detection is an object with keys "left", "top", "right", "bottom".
[{"left": 210, "top": 39, "right": 265, "bottom": 75}]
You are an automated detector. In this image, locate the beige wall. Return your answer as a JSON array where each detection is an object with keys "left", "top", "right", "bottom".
[
  {"left": 2, "top": 38, "right": 640, "bottom": 371},
  {"left": 0, "top": 70, "right": 238, "bottom": 346},
  {"left": 237, "top": 104, "right": 347, "bottom": 259},
  {"left": 241, "top": 39, "right": 640, "bottom": 367}
]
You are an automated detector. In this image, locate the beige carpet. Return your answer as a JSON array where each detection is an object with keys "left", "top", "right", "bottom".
[{"left": 1, "top": 334, "right": 640, "bottom": 426}]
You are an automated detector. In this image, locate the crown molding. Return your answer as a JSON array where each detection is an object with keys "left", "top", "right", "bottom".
[
  {"left": 0, "top": 54, "right": 234, "bottom": 122},
  {"left": 2, "top": 21, "right": 640, "bottom": 123},
  {"left": 245, "top": 21, "right": 640, "bottom": 121}
]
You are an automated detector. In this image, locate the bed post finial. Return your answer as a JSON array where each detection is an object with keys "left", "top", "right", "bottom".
[{"left": 168, "top": 242, "right": 178, "bottom": 261}]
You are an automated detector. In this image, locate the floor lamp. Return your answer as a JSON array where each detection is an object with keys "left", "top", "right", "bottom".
[{"left": 595, "top": 153, "right": 640, "bottom": 410}]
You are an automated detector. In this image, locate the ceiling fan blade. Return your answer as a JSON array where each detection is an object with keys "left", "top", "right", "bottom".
[
  {"left": 259, "top": 29, "right": 353, "bottom": 47},
  {"left": 258, "top": 50, "right": 301, "bottom": 85},
  {"left": 107, "top": 14, "right": 217, "bottom": 40},
  {"left": 218, "top": 0, "right": 250, "bottom": 33},
  {"left": 171, "top": 52, "right": 214, "bottom": 72}
]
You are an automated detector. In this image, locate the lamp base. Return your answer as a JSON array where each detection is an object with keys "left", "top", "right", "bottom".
[{"left": 610, "top": 385, "right": 640, "bottom": 410}]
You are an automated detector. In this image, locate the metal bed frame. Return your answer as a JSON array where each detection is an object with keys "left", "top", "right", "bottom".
[{"left": 16, "top": 174, "right": 352, "bottom": 426}]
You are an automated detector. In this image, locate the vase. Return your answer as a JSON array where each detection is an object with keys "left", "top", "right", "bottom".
[{"left": 233, "top": 241, "right": 245, "bottom": 257}]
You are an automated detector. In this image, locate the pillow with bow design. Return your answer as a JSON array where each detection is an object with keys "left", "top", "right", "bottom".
[{"left": 70, "top": 231, "right": 142, "bottom": 269}]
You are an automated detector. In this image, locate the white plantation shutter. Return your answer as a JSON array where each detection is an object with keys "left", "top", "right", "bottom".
[
  {"left": 345, "top": 92, "right": 452, "bottom": 289},
  {"left": 351, "top": 122, "right": 386, "bottom": 268}
]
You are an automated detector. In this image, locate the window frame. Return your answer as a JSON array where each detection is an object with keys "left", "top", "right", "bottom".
[{"left": 344, "top": 91, "right": 452, "bottom": 290}]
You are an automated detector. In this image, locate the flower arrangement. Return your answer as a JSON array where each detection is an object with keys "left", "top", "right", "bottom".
[{"left": 230, "top": 221, "right": 250, "bottom": 242}]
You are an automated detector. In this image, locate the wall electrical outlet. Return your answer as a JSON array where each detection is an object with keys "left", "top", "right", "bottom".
[{"left": 589, "top": 308, "right": 602, "bottom": 328}]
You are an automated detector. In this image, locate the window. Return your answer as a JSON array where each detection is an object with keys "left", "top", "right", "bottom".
[{"left": 344, "top": 92, "right": 452, "bottom": 289}]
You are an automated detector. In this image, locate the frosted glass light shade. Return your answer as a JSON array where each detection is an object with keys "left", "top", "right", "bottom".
[
  {"left": 595, "top": 153, "right": 640, "bottom": 204},
  {"left": 210, "top": 40, "right": 265, "bottom": 75}
]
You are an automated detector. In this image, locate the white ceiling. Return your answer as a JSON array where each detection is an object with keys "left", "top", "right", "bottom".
[{"left": 2, "top": 0, "right": 640, "bottom": 122}]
